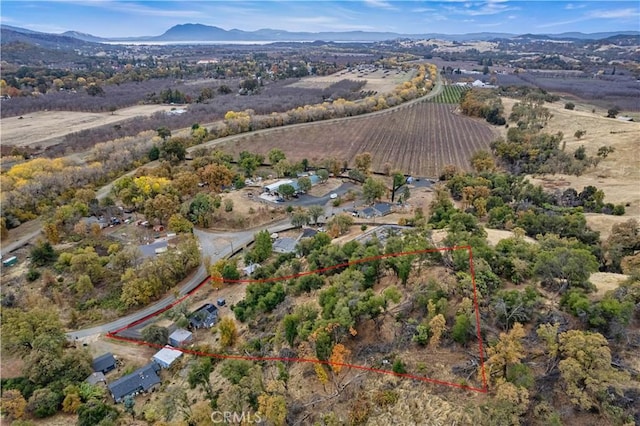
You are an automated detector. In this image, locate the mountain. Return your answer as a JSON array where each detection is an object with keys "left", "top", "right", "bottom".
[
  {"left": 61, "top": 30, "right": 108, "bottom": 43},
  {"left": 2, "top": 24, "right": 638, "bottom": 45}
]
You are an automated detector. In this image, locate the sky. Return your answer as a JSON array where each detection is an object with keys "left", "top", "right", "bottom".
[{"left": 1, "top": 0, "right": 639, "bottom": 38}]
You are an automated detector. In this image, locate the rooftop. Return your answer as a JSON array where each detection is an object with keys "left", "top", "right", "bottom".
[
  {"left": 152, "top": 346, "right": 183, "bottom": 367},
  {"left": 108, "top": 363, "right": 160, "bottom": 402}
]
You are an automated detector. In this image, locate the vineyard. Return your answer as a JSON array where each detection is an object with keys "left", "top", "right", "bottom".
[
  {"left": 221, "top": 102, "right": 498, "bottom": 177},
  {"left": 430, "top": 85, "right": 469, "bottom": 104}
]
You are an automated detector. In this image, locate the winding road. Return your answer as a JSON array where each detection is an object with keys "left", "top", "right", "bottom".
[{"left": 4, "top": 69, "right": 443, "bottom": 339}]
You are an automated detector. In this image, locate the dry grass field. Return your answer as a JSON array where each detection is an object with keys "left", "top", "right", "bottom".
[
  {"left": 0, "top": 104, "right": 181, "bottom": 150},
  {"left": 286, "top": 67, "right": 416, "bottom": 94},
  {"left": 501, "top": 97, "right": 640, "bottom": 234}
]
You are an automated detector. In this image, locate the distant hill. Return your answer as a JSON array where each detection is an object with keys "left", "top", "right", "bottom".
[{"left": 2, "top": 23, "right": 638, "bottom": 45}]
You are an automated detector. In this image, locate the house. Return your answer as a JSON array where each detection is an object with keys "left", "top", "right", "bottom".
[
  {"left": 189, "top": 303, "right": 218, "bottom": 329},
  {"left": 263, "top": 179, "right": 294, "bottom": 195},
  {"left": 372, "top": 202, "right": 393, "bottom": 216},
  {"left": 92, "top": 353, "right": 117, "bottom": 374},
  {"left": 85, "top": 372, "right": 106, "bottom": 386},
  {"left": 83, "top": 216, "right": 108, "bottom": 229},
  {"left": 152, "top": 346, "right": 183, "bottom": 369},
  {"left": 273, "top": 237, "right": 298, "bottom": 254},
  {"left": 108, "top": 363, "right": 161, "bottom": 403},
  {"left": 360, "top": 207, "right": 378, "bottom": 219},
  {"left": 138, "top": 241, "right": 168, "bottom": 258},
  {"left": 168, "top": 328, "right": 192, "bottom": 347}
]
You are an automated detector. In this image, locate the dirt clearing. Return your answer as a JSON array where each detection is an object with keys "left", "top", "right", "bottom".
[
  {"left": 1, "top": 104, "right": 181, "bottom": 150},
  {"left": 590, "top": 272, "right": 628, "bottom": 298},
  {"left": 287, "top": 67, "right": 415, "bottom": 94}
]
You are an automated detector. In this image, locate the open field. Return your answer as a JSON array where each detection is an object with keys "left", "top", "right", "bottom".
[
  {"left": 287, "top": 67, "right": 415, "bottom": 94},
  {"left": 0, "top": 104, "right": 183, "bottom": 150},
  {"left": 219, "top": 102, "right": 497, "bottom": 177},
  {"left": 499, "top": 98, "right": 640, "bottom": 229}
]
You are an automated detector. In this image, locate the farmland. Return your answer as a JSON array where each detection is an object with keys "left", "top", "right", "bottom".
[
  {"left": 220, "top": 101, "right": 497, "bottom": 177},
  {"left": 430, "top": 84, "right": 469, "bottom": 104}
]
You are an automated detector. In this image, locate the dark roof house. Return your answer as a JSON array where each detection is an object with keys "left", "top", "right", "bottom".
[
  {"left": 108, "top": 363, "right": 161, "bottom": 403},
  {"left": 372, "top": 202, "right": 393, "bottom": 216},
  {"left": 92, "top": 353, "right": 117, "bottom": 374},
  {"left": 189, "top": 303, "right": 218, "bottom": 329}
]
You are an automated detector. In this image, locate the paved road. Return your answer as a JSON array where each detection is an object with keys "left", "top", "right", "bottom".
[
  {"left": 48, "top": 71, "right": 442, "bottom": 339},
  {"left": 66, "top": 218, "right": 294, "bottom": 339}
]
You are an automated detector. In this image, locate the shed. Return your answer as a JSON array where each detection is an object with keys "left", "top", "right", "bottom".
[
  {"left": 85, "top": 372, "right": 106, "bottom": 386},
  {"left": 243, "top": 263, "right": 260, "bottom": 276},
  {"left": 2, "top": 256, "right": 18, "bottom": 267},
  {"left": 152, "top": 346, "right": 183, "bottom": 369},
  {"left": 92, "top": 353, "right": 117, "bottom": 374},
  {"left": 168, "top": 328, "right": 192, "bottom": 347},
  {"left": 108, "top": 363, "right": 161, "bottom": 403}
]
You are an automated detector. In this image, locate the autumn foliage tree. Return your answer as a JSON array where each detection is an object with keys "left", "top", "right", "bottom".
[
  {"left": 558, "top": 330, "right": 629, "bottom": 410},
  {"left": 328, "top": 343, "right": 351, "bottom": 375},
  {"left": 218, "top": 317, "right": 238, "bottom": 348},
  {"left": 486, "top": 322, "right": 526, "bottom": 382}
]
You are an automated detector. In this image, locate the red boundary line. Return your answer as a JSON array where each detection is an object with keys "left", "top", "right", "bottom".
[{"left": 106, "top": 246, "right": 488, "bottom": 393}]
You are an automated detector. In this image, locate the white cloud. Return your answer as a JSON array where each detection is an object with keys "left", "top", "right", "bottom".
[
  {"left": 565, "top": 3, "right": 586, "bottom": 10},
  {"left": 363, "top": 0, "right": 396, "bottom": 10},
  {"left": 586, "top": 8, "right": 640, "bottom": 19},
  {"left": 445, "top": 1, "right": 518, "bottom": 16}
]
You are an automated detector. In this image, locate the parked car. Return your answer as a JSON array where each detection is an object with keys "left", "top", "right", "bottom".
[
  {"left": 217, "top": 298, "right": 226, "bottom": 307},
  {"left": 330, "top": 193, "right": 338, "bottom": 199}
]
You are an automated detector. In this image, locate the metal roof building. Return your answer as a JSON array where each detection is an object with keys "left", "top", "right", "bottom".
[{"left": 152, "top": 346, "right": 183, "bottom": 369}]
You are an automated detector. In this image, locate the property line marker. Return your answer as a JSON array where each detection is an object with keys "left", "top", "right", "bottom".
[{"left": 106, "top": 246, "right": 488, "bottom": 393}]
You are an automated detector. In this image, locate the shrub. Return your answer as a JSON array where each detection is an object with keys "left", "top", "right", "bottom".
[
  {"left": 564, "top": 102, "right": 575, "bottom": 110},
  {"left": 392, "top": 359, "right": 407, "bottom": 374}
]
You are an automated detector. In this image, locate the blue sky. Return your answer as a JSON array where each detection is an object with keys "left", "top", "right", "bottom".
[{"left": 1, "top": 1, "right": 638, "bottom": 37}]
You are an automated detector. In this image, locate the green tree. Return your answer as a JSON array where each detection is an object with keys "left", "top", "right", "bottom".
[
  {"left": 27, "top": 388, "right": 61, "bottom": 418},
  {"left": 278, "top": 184, "right": 295, "bottom": 199},
  {"left": 534, "top": 247, "right": 598, "bottom": 291},
  {"left": 187, "top": 193, "right": 215, "bottom": 227},
  {"left": 156, "top": 126, "right": 171, "bottom": 140},
  {"left": 268, "top": 148, "right": 286, "bottom": 165},
  {"left": 298, "top": 176, "right": 312, "bottom": 193},
  {"left": 291, "top": 209, "right": 310, "bottom": 228},
  {"left": 362, "top": 177, "right": 386, "bottom": 203},
  {"left": 283, "top": 314, "right": 299, "bottom": 346},
  {"left": 247, "top": 230, "right": 272, "bottom": 264},
  {"left": 238, "top": 151, "right": 264, "bottom": 177},
  {"left": 160, "top": 138, "right": 186, "bottom": 164},
  {"left": 188, "top": 357, "right": 214, "bottom": 399},
  {"left": 308, "top": 205, "right": 324, "bottom": 225},
  {"left": 168, "top": 213, "right": 194, "bottom": 233},
  {"left": 1, "top": 307, "right": 64, "bottom": 354},
  {"left": 452, "top": 314, "right": 472, "bottom": 345},
  {"left": 142, "top": 325, "right": 169, "bottom": 346},
  {"left": 30, "top": 241, "right": 58, "bottom": 266},
  {"left": 77, "top": 399, "right": 119, "bottom": 426}
]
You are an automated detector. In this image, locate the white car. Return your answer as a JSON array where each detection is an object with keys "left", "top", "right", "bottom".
[{"left": 330, "top": 193, "right": 338, "bottom": 199}]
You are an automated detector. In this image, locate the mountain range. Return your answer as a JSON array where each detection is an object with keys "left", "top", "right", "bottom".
[{"left": 2, "top": 23, "right": 639, "bottom": 44}]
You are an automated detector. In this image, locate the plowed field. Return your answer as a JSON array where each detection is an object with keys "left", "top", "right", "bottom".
[{"left": 220, "top": 102, "right": 498, "bottom": 177}]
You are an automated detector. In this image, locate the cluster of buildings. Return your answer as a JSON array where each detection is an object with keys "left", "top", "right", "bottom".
[{"left": 89, "top": 303, "right": 221, "bottom": 403}]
